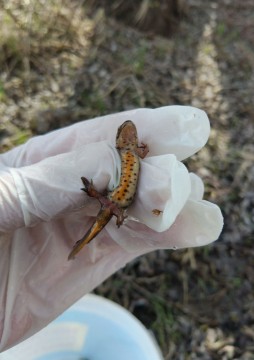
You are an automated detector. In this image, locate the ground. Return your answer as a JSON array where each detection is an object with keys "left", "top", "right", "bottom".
[{"left": 0, "top": 1, "right": 254, "bottom": 359}]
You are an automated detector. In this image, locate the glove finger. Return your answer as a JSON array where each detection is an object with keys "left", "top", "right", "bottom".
[
  {"left": 0, "top": 143, "right": 194, "bottom": 233},
  {"left": 0, "top": 142, "right": 213, "bottom": 236},
  {"left": 0, "top": 141, "right": 117, "bottom": 232},
  {"left": 107, "top": 177, "right": 223, "bottom": 252},
  {"left": 0, "top": 106, "right": 209, "bottom": 167}
]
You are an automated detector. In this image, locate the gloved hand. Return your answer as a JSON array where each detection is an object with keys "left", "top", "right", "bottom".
[{"left": 0, "top": 105, "right": 223, "bottom": 351}]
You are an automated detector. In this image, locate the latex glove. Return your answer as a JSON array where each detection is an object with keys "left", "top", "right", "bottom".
[{"left": 0, "top": 106, "right": 223, "bottom": 351}]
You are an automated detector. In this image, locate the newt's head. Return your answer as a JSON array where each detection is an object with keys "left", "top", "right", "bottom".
[{"left": 116, "top": 120, "right": 138, "bottom": 150}]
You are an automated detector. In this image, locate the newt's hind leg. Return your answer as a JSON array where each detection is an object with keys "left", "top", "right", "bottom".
[
  {"left": 81, "top": 177, "right": 125, "bottom": 223},
  {"left": 81, "top": 177, "right": 102, "bottom": 199},
  {"left": 81, "top": 176, "right": 129, "bottom": 225},
  {"left": 113, "top": 207, "right": 127, "bottom": 228},
  {"left": 81, "top": 176, "right": 127, "bottom": 227}
]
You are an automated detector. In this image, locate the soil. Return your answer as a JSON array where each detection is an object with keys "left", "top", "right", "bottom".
[{"left": 0, "top": 1, "right": 253, "bottom": 359}]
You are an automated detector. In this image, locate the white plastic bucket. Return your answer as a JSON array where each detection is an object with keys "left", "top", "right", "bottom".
[{"left": 0, "top": 294, "right": 163, "bottom": 360}]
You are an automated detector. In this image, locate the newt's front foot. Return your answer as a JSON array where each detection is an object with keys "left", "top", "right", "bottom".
[{"left": 136, "top": 142, "right": 149, "bottom": 159}]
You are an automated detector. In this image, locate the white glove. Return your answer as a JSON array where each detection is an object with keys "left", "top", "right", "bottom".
[{"left": 0, "top": 105, "right": 223, "bottom": 351}]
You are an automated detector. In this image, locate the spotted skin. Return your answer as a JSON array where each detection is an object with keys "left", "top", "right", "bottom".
[
  {"left": 109, "top": 150, "right": 139, "bottom": 208},
  {"left": 68, "top": 120, "right": 149, "bottom": 260}
]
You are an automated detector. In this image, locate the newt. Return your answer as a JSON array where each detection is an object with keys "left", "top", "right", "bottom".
[{"left": 68, "top": 120, "right": 149, "bottom": 260}]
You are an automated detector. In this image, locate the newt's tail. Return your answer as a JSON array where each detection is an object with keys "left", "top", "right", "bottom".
[{"left": 68, "top": 207, "right": 113, "bottom": 260}]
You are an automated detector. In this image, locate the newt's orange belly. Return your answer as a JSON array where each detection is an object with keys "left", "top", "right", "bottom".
[{"left": 109, "top": 150, "right": 140, "bottom": 208}]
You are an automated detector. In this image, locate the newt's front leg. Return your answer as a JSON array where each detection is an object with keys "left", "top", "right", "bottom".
[{"left": 136, "top": 143, "right": 149, "bottom": 159}]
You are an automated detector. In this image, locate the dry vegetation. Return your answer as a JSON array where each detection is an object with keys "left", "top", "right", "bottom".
[{"left": 0, "top": 0, "right": 254, "bottom": 359}]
